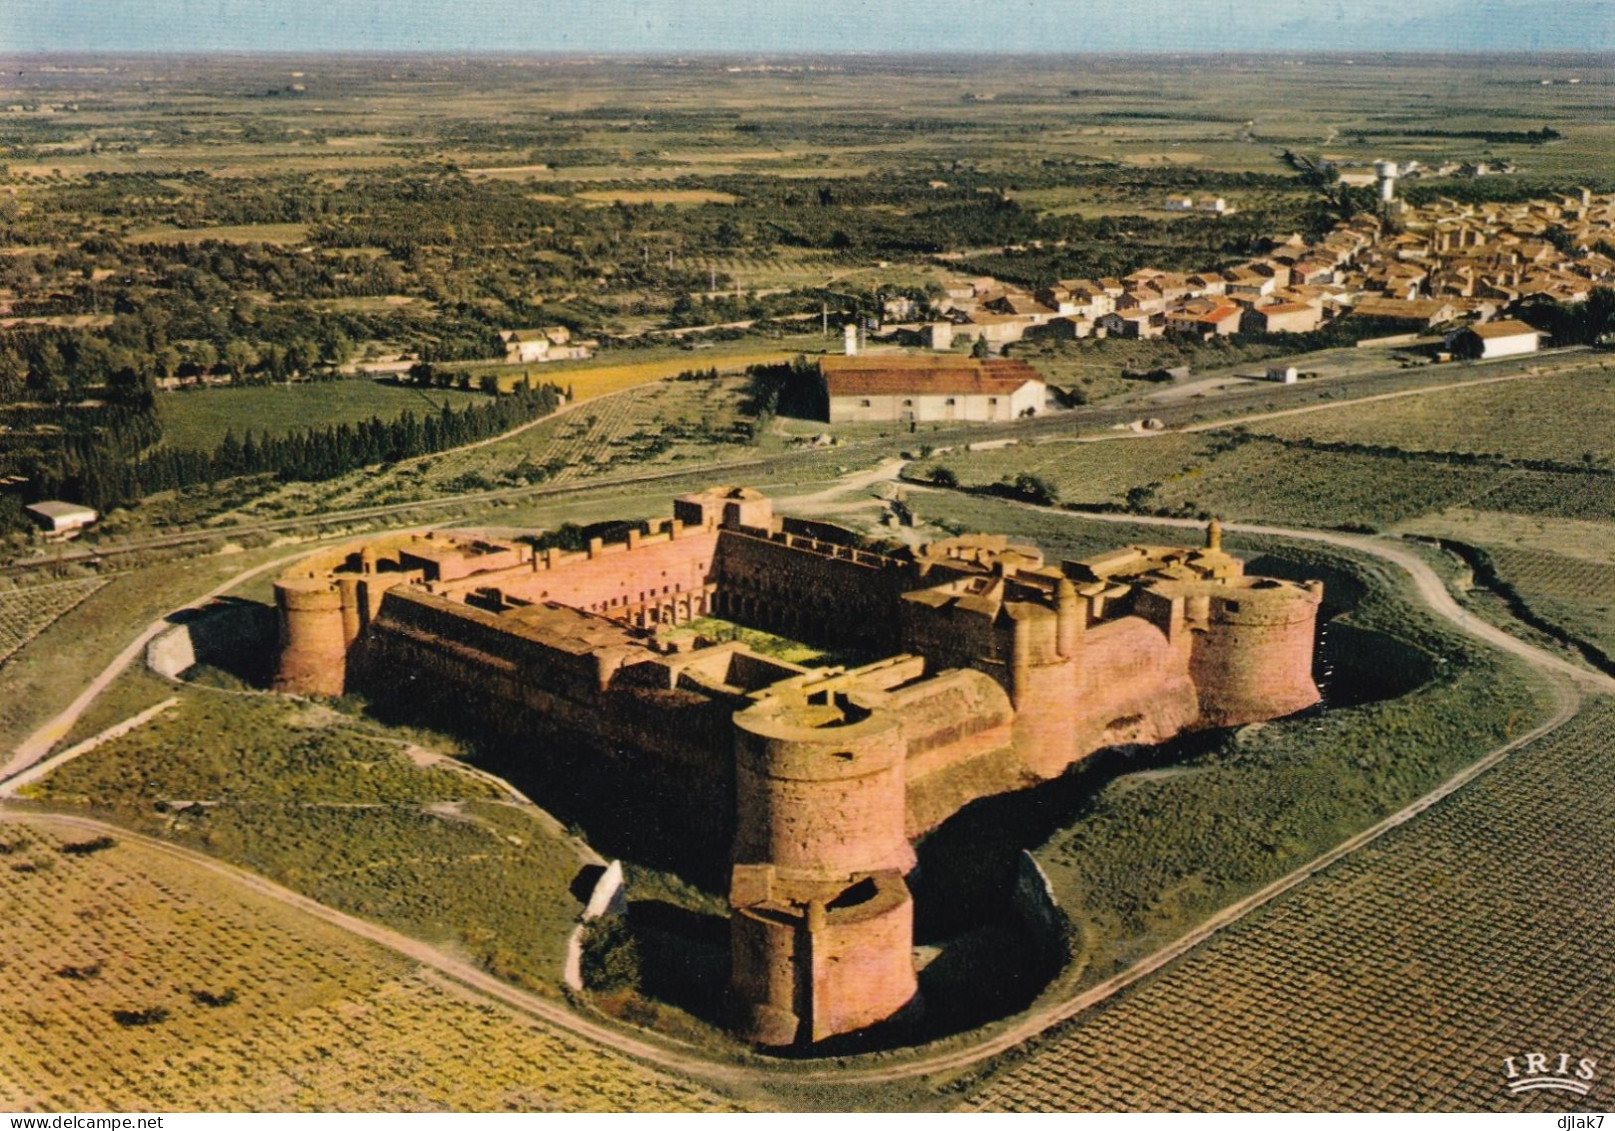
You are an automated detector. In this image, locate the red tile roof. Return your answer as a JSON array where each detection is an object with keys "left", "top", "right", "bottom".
[
  {"left": 1469, "top": 319, "right": 1540, "bottom": 339},
  {"left": 820, "top": 355, "right": 1044, "bottom": 397}
]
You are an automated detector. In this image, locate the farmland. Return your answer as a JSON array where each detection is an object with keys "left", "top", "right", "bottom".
[
  {"left": 1468, "top": 546, "right": 1615, "bottom": 662},
  {"left": 963, "top": 701, "right": 1615, "bottom": 1113},
  {"left": 223, "top": 370, "right": 769, "bottom": 520},
  {"left": 0, "top": 817, "right": 749, "bottom": 1112},
  {"left": 27, "top": 689, "right": 592, "bottom": 991},
  {"left": 1249, "top": 367, "right": 1615, "bottom": 466},
  {"left": 916, "top": 365, "right": 1615, "bottom": 532},
  {"left": 0, "top": 576, "right": 108, "bottom": 667}
]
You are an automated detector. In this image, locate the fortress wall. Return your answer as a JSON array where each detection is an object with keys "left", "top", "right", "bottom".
[
  {"left": 441, "top": 528, "right": 722, "bottom": 621},
  {"left": 902, "top": 723, "right": 1019, "bottom": 836},
  {"left": 899, "top": 599, "right": 1005, "bottom": 680},
  {"left": 373, "top": 588, "right": 611, "bottom": 700},
  {"left": 1007, "top": 657, "right": 1083, "bottom": 780},
  {"left": 888, "top": 668, "right": 1016, "bottom": 760},
  {"left": 733, "top": 711, "right": 914, "bottom": 880},
  {"left": 728, "top": 870, "right": 918, "bottom": 1047},
  {"left": 890, "top": 669, "right": 1019, "bottom": 828},
  {"left": 355, "top": 603, "right": 735, "bottom": 801},
  {"left": 1190, "top": 582, "right": 1324, "bottom": 726},
  {"left": 715, "top": 533, "right": 909, "bottom": 652},
  {"left": 728, "top": 903, "right": 805, "bottom": 1047},
  {"left": 1070, "top": 615, "right": 1187, "bottom": 711}
]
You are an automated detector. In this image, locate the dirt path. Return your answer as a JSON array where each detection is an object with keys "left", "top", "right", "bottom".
[{"left": 0, "top": 548, "right": 322, "bottom": 782}]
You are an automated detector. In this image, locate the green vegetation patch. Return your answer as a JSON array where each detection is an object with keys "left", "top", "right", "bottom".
[
  {"left": 31, "top": 692, "right": 589, "bottom": 991},
  {"left": 921, "top": 428, "right": 1615, "bottom": 532},
  {"left": 157, "top": 380, "right": 484, "bottom": 451},
  {"left": 1251, "top": 365, "right": 1615, "bottom": 467}
]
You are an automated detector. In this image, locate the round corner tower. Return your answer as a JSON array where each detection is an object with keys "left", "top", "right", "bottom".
[
  {"left": 731, "top": 693, "right": 914, "bottom": 878},
  {"left": 1189, "top": 577, "right": 1324, "bottom": 726},
  {"left": 273, "top": 577, "right": 349, "bottom": 697}
]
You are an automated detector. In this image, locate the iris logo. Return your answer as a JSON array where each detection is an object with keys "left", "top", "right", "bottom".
[{"left": 1502, "top": 1052, "right": 1598, "bottom": 1097}]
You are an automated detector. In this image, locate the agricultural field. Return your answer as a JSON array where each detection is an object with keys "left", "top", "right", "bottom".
[
  {"left": 1473, "top": 546, "right": 1615, "bottom": 660},
  {"left": 963, "top": 701, "right": 1615, "bottom": 1113},
  {"left": 0, "top": 576, "right": 109, "bottom": 668},
  {"left": 447, "top": 335, "right": 826, "bottom": 403},
  {"left": 1010, "top": 333, "right": 1308, "bottom": 399},
  {"left": 124, "top": 222, "right": 313, "bottom": 246},
  {"left": 1250, "top": 365, "right": 1615, "bottom": 467},
  {"left": 28, "top": 689, "right": 593, "bottom": 991},
  {"left": 157, "top": 380, "right": 484, "bottom": 451},
  {"left": 223, "top": 371, "right": 767, "bottom": 520},
  {"left": 0, "top": 818, "right": 749, "bottom": 1112},
  {"left": 918, "top": 421, "right": 1615, "bottom": 532}
]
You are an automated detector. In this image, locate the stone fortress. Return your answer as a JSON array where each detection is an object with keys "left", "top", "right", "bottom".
[{"left": 272, "top": 487, "right": 1323, "bottom": 1047}]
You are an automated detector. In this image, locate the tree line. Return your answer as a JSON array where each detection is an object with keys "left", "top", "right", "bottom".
[{"left": 30, "top": 385, "right": 559, "bottom": 515}]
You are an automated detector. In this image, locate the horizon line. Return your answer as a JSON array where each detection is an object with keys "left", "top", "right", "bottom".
[{"left": 4, "top": 47, "right": 1614, "bottom": 58}]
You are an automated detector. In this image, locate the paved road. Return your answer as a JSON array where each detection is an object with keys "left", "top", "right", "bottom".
[{"left": 4, "top": 492, "right": 1607, "bottom": 1095}]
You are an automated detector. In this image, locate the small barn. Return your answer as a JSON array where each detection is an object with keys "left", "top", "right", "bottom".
[{"left": 25, "top": 501, "right": 98, "bottom": 536}]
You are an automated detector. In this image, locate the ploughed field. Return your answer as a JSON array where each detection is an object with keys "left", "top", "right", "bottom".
[{"left": 964, "top": 701, "right": 1615, "bottom": 1113}]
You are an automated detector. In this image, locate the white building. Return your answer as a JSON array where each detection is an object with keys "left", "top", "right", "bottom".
[
  {"left": 819, "top": 356, "right": 1045, "bottom": 425},
  {"left": 1451, "top": 319, "right": 1542, "bottom": 360},
  {"left": 25, "top": 500, "right": 98, "bottom": 536}
]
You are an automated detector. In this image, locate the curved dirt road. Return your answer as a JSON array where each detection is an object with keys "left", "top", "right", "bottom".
[{"left": 4, "top": 504, "right": 1609, "bottom": 1096}]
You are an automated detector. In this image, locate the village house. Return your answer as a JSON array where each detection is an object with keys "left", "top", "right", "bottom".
[
  {"left": 1351, "top": 297, "right": 1458, "bottom": 330},
  {"left": 1244, "top": 301, "right": 1323, "bottom": 335},
  {"left": 1166, "top": 303, "right": 1242, "bottom": 339}
]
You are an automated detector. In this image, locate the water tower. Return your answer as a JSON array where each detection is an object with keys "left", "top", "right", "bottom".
[{"left": 1375, "top": 160, "right": 1398, "bottom": 204}]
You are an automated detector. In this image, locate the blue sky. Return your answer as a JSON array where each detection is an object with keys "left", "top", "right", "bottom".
[{"left": 2, "top": 0, "right": 1611, "bottom": 53}]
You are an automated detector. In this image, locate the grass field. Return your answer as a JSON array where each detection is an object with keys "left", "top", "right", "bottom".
[
  {"left": 157, "top": 381, "right": 485, "bottom": 450},
  {"left": 919, "top": 391, "right": 1615, "bottom": 532},
  {"left": 964, "top": 701, "right": 1615, "bottom": 1113},
  {"left": 1476, "top": 546, "right": 1615, "bottom": 660},
  {"left": 222, "top": 371, "right": 766, "bottom": 520},
  {"left": 29, "top": 689, "right": 591, "bottom": 992},
  {"left": 0, "top": 817, "right": 748, "bottom": 1112}
]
